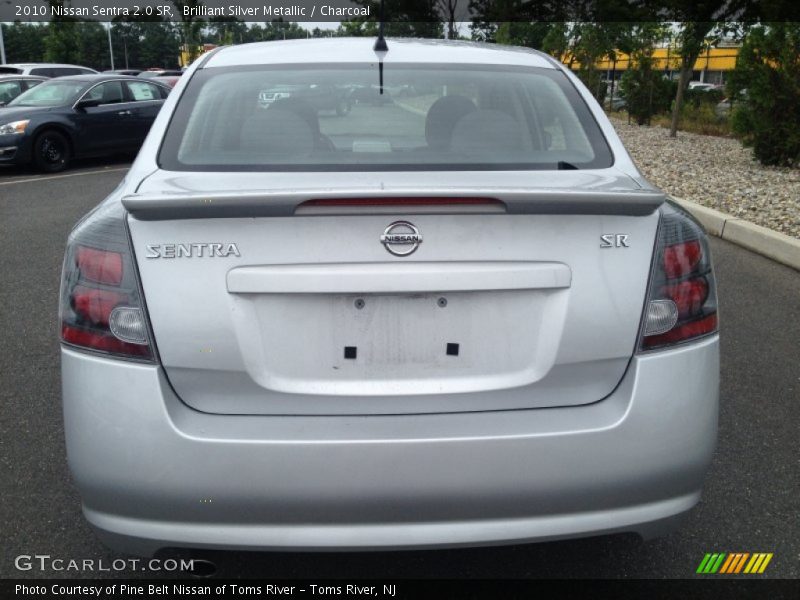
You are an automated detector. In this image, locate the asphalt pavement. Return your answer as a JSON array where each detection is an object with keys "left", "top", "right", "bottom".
[{"left": 0, "top": 162, "right": 798, "bottom": 579}]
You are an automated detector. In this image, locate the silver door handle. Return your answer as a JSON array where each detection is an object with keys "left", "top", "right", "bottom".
[{"left": 117, "top": 110, "right": 131, "bottom": 115}]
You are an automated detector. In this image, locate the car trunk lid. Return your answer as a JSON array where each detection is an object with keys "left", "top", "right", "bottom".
[{"left": 126, "top": 170, "right": 661, "bottom": 415}]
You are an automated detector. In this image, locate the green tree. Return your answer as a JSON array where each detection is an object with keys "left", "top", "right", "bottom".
[
  {"left": 336, "top": 21, "right": 377, "bottom": 37},
  {"left": 43, "top": 9, "right": 119, "bottom": 70},
  {"left": 1, "top": 22, "right": 48, "bottom": 63},
  {"left": 140, "top": 21, "right": 181, "bottom": 68},
  {"left": 75, "top": 22, "right": 112, "bottom": 70},
  {"left": 542, "top": 22, "right": 626, "bottom": 103},
  {"left": 172, "top": 0, "right": 206, "bottom": 64},
  {"left": 436, "top": 0, "right": 460, "bottom": 39},
  {"left": 494, "top": 22, "right": 553, "bottom": 49},
  {"left": 255, "top": 20, "right": 309, "bottom": 41},
  {"left": 208, "top": 17, "right": 248, "bottom": 45},
  {"left": 617, "top": 23, "right": 672, "bottom": 125},
  {"left": 541, "top": 22, "right": 569, "bottom": 60},
  {"left": 667, "top": 20, "right": 715, "bottom": 137},
  {"left": 111, "top": 18, "right": 146, "bottom": 70},
  {"left": 468, "top": 0, "right": 539, "bottom": 43},
  {"left": 44, "top": 2, "right": 80, "bottom": 64},
  {"left": 729, "top": 24, "right": 800, "bottom": 166},
  {"left": 340, "top": 0, "right": 443, "bottom": 39},
  {"left": 663, "top": 0, "right": 740, "bottom": 137},
  {"left": 570, "top": 23, "right": 622, "bottom": 103}
]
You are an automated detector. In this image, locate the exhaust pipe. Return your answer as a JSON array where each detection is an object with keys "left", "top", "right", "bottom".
[{"left": 188, "top": 558, "right": 217, "bottom": 578}]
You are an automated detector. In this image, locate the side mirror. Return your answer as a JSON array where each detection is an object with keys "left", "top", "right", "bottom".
[{"left": 76, "top": 98, "right": 101, "bottom": 110}]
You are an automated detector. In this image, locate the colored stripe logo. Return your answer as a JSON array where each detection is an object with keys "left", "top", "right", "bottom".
[{"left": 696, "top": 553, "right": 773, "bottom": 574}]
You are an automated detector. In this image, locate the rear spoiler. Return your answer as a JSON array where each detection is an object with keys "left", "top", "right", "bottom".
[{"left": 122, "top": 189, "right": 666, "bottom": 220}]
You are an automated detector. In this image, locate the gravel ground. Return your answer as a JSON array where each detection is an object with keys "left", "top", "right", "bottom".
[{"left": 609, "top": 115, "right": 800, "bottom": 239}]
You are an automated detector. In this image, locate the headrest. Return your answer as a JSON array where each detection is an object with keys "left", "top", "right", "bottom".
[
  {"left": 450, "top": 110, "right": 523, "bottom": 157},
  {"left": 425, "top": 95, "right": 477, "bottom": 150},
  {"left": 240, "top": 108, "right": 315, "bottom": 159}
]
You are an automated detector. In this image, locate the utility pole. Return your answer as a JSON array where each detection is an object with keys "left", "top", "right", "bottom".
[
  {"left": 106, "top": 22, "right": 115, "bottom": 70},
  {"left": 0, "top": 22, "right": 6, "bottom": 64}
]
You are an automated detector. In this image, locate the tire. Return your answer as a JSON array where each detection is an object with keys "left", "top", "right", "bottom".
[
  {"left": 33, "top": 130, "right": 71, "bottom": 173},
  {"left": 335, "top": 99, "right": 351, "bottom": 116}
]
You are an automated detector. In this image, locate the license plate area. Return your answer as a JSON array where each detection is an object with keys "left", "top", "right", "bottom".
[
  {"left": 230, "top": 286, "right": 569, "bottom": 396},
  {"left": 331, "top": 292, "right": 480, "bottom": 368}
]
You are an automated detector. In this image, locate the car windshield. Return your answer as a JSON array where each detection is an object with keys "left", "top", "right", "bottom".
[
  {"left": 159, "top": 63, "right": 613, "bottom": 171},
  {"left": 9, "top": 80, "right": 85, "bottom": 107}
]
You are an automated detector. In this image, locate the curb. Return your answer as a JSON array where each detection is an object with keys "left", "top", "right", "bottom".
[{"left": 670, "top": 197, "right": 800, "bottom": 271}]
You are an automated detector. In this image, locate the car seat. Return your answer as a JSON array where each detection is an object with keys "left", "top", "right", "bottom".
[{"left": 424, "top": 95, "right": 477, "bottom": 151}]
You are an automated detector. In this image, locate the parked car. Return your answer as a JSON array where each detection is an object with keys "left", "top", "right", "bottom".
[
  {"left": 715, "top": 89, "right": 748, "bottom": 118},
  {"left": 688, "top": 82, "right": 722, "bottom": 92},
  {"left": 348, "top": 83, "right": 394, "bottom": 105},
  {"left": 606, "top": 94, "right": 627, "bottom": 111},
  {"left": 258, "top": 84, "right": 351, "bottom": 115},
  {"left": 104, "top": 69, "right": 142, "bottom": 76},
  {"left": 0, "top": 63, "right": 97, "bottom": 78},
  {"left": 0, "top": 75, "right": 170, "bottom": 172},
  {"left": 139, "top": 69, "right": 183, "bottom": 78},
  {"left": 60, "top": 39, "right": 719, "bottom": 557},
  {"left": 149, "top": 75, "right": 180, "bottom": 89},
  {"left": 0, "top": 75, "right": 47, "bottom": 106}
]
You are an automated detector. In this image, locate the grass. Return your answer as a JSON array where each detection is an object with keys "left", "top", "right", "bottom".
[
  {"left": 652, "top": 104, "right": 732, "bottom": 137},
  {"left": 609, "top": 104, "right": 733, "bottom": 137}
]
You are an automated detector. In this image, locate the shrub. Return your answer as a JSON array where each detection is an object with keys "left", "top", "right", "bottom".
[
  {"left": 577, "top": 69, "right": 607, "bottom": 105},
  {"left": 619, "top": 67, "right": 674, "bottom": 125},
  {"left": 729, "top": 24, "right": 800, "bottom": 166},
  {"left": 653, "top": 102, "right": 731, "bottom": 137},
  {"left": 684, "top": 87, "right": 725, "bottom": 108}
]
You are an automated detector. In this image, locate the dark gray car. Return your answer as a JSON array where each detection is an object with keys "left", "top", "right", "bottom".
[{"left": 0, "top": 75, "right": 169, "bottom": 172}]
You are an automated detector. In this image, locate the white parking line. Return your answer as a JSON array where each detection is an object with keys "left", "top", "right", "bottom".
[{"left": 0, "top": 167, "right": 129, "bottom": 186}]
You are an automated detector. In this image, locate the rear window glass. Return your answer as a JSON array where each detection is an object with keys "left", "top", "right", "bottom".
[{"left": 159, "top": 63, "right": 613, "bottom": 172}]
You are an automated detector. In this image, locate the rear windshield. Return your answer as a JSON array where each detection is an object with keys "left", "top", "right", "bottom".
[{"left": 159, "top": 63, "right": 613, "bottom": 171}]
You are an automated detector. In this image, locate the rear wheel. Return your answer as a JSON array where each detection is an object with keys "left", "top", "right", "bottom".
[{"left": 33, "top": 130, "right": 71, "bottom": 173}]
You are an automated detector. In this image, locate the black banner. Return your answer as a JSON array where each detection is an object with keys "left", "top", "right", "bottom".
[
  {"left": 2, "top": 0, "right": 800, "bottom": 23},
  {"left": 3, "top": 579, "right": 800, "bottom": 600}
]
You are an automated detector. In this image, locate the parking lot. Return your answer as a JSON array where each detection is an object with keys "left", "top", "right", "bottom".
[{"left": 1, "top": 161, "right": 798, "bottom": 579}]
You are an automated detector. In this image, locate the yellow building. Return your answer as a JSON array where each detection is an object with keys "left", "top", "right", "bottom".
[
  {"left": 179, "top": 43, "right": 219, "bottom": 68},
  {"left": 568, "top": 45, "right": 740, "bottom": 86}
]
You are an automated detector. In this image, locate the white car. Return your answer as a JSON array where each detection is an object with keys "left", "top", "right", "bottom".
[
  {"left": 0, "top": 63, "right": 97, "bottom": 78},
  {"left": 60, "top": 38, "right": 719, "bottom": 556},
  {"left": 688, "top": 82, "right": 722, "bottom": 92}
]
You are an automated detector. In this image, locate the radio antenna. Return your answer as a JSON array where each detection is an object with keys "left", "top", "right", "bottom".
[
  {"left": 374, "top": 0, "right": 389, "bottom": 52},
  {"left": 373, "top": 0, "right": 388, "bottom": 95}
]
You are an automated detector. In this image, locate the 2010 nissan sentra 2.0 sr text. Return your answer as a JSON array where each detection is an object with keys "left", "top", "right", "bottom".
[{"left": 59, "top": 38, "right": 719, "bottom": 556}]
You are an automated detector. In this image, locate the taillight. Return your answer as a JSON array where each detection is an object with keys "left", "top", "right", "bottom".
[
  {"left": 60, "top": 204, "right": 155, "bottom": 361},
  {"left": 639, "top": 202, "right": 718, "bottom": 351}
]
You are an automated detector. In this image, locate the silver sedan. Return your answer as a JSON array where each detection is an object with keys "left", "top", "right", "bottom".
[{"left": 59, "top": 38, "right": 719, "bottom": 556}]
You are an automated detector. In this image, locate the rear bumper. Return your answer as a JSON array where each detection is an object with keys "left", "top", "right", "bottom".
[{"left": 61, "top": 336, "right": 718, "bottom": 556}]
